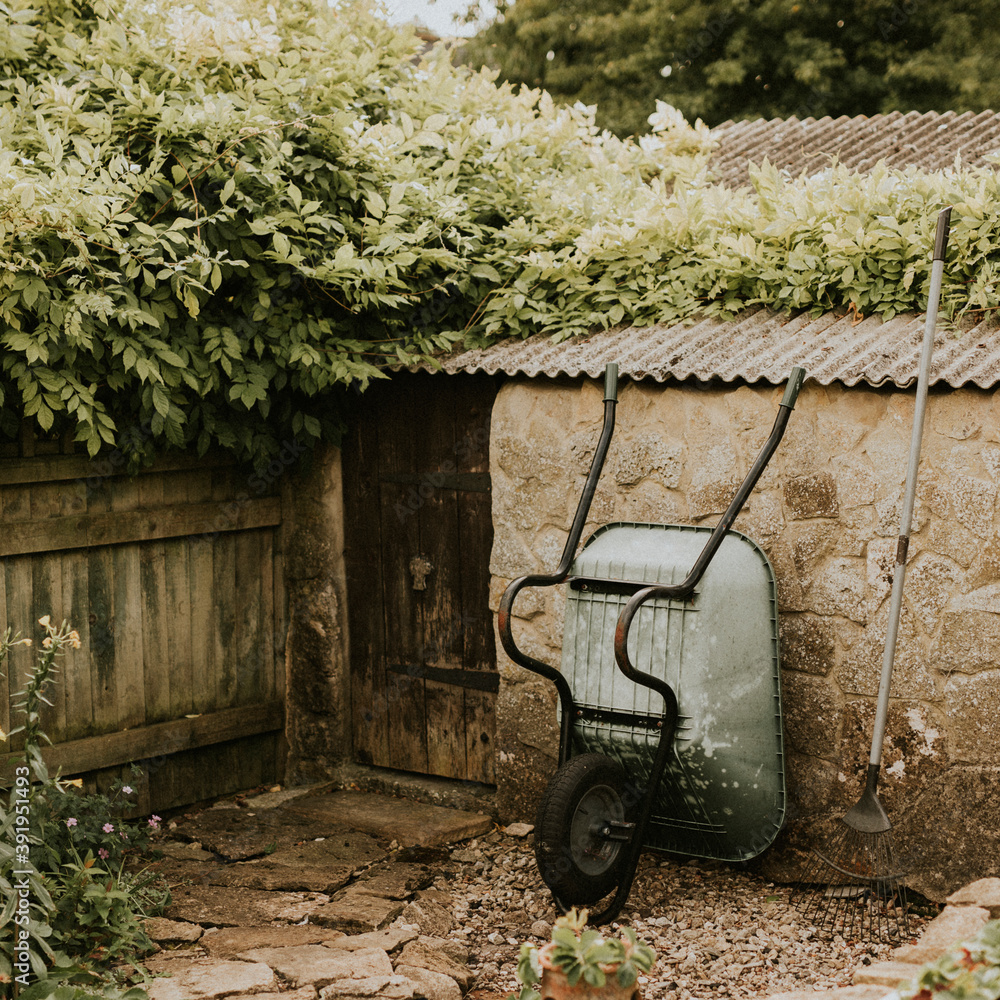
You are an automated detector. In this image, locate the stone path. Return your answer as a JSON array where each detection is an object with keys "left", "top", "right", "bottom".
[
  {"left": 137, "top": 781, "right": 1000, "bottom": 1000},
  {"left": 766, "top": 878, "right": 1000, "bottom": 1000},
  {"left": 139, "top": 784, "right": 493, "bottom": 1000}
]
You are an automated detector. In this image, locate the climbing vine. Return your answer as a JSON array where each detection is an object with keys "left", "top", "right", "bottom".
[{"left": 1, "top": 0, "right": 998, "bottom": 468}]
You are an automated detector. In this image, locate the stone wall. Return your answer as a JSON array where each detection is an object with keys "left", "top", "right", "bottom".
[{"left": 488, "top": 375, "right": 1000, "bottom": 900}]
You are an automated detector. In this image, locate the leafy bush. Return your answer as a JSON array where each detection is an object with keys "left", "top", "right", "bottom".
[
  {"left": 2, "top": 0, "right": 1000, "bottom": 471},
  {"left": 0, "top": 619, "right": 167, "bottom": 999}
]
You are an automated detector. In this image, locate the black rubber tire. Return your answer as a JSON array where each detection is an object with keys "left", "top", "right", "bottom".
[{"left": 534, "top": 753, "right": 632, "bottom": 905}]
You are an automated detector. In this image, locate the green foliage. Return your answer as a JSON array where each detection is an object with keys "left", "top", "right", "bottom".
[
  {"left": 0, "top": 621, "right": 166, "bottom": 999},
  {"left": 462, "top": 0, "right": 1000, "bottom": 134},
  {"left": 3, "top": 0, "right": 1000, "bottom": 471},
  {"left": 888, "top": 920, "right": 1000, "bottom": 1000},
  {"left": 510, "top": 908, "right": 656, "bottom": 1000}
]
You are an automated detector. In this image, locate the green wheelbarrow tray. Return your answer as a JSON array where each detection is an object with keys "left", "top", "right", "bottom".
[{"left": 562, "top": 521, "right": 785, "bottom": 864}]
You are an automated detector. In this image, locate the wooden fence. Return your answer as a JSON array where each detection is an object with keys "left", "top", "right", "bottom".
[{"left": 0, "top": 431, "right": 287, "bottom": 813}]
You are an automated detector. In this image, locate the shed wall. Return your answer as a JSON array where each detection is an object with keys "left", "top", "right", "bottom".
[{"left": 489, "top": 375, "right": 1000, "bottom": 900}]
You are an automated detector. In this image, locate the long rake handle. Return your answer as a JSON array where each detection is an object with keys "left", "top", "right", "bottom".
[{"left": 868, "top": 207, "right": 951, "bottom": 765}]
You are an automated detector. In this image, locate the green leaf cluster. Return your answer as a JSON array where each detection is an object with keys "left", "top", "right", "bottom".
[{"left": 3, "top": 0, "right": 1000, "bottom": 470}]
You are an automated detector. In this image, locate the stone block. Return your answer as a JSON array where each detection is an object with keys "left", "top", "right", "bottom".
[
  {"left": 784, "top": 472, "right": 839, "bottom": 518},
  {"left": 282, "top": 790, "right": 492, "bottom": 848},
  {"left": 942, "top": 672, "right": 1000, "bottom": 765},
  {"left": 143, "top": 917, "right": 203, "bottom": 944},
  {"left": 200, "top": 925, "right": 345, "bottom": 959},
  {"left": 394, "top": 966, "right": 461, "bottom": 1000},
  {"left": 398, "top": 898, "right": 453, "bottom": 938},
  {"left": 779, "top": 613, "right": 836, "bottom": 676},
  {"left": 319, "top": 977, "right": 414, "bottom": 1000},
  {"left": 237, "top": 945, "right": 392, "bottom": 989},
  {"left": 767, "top": 988, "right": 891, "bottom": 1000},
  {"left": 146, "top": 959, "right": 276, "bottom": 1000},
  {"left": 851, "top": 960, "right": 922, "bottom": 988},
  {"left": 893, "top": 905, "right": 991, "bottom": 964},
  {"left": 324, "top": 926, "right": 418, "bottom": 953},
  {"left": 165, "top": 885, "right": 325, "bottom": 927},
  {"left": 781, "top": 672, "right": 843, "bottom": 756},
  {"left": 395, "top": 940, "right": 473, "bottom": 990},
  {"left": 312, "top": 889, "right": 405, "bottom": 933},
  {"left": 946, "top": 878, "right": 1000, "bottom": 916}
]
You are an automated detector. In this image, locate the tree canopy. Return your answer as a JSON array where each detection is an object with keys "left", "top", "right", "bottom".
[
  {"left": 2, "top": 0, "right": 1000, "bottom": 470},
  {"left": 461, "top": 0, "right": 1000, "bottom": 136}
]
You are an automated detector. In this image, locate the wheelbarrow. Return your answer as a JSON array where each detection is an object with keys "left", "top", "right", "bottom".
[{"left": 498, "top": 363, "right": 806, "bottom": 923}]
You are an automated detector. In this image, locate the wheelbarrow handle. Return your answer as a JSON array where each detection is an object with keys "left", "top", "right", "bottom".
[
  {"left": 497, "top": 363, "right": 620, "bottom": 763},
  {"left": 613, "top": 366, "right": 807, "bottom": 694}
]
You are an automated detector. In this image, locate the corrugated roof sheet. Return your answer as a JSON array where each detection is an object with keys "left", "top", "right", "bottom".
[
  {"left": 428, "top": 308, "right": 1000, "bottom": 389},
  {"left": 709, "top": 110, "right": 1000, "bottom": 189},
  {"left": 419, "top": 112, "right": 1000, "bottom": 389}
]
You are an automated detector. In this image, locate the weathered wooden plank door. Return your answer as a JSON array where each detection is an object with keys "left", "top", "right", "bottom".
[{"left": 344, "top": 373, "right": 498, "bottom": 784}]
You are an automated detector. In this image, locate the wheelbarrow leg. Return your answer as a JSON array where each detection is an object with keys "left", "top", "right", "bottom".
[{"left": 587, "top": 696, "right": 678, "bottom": 926}]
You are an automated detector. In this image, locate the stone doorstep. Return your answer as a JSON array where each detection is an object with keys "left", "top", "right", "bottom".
[{"left": 281, "top": 789, "right": 493, "bottom": 848}]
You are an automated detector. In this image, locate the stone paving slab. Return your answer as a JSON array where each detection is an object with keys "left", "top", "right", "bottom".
[
  {"left": 237, "top": 945, "right": 393, "bottom": 989},
  {"left": 852, "top": 961, "right": 921, "bottom": 989},
  {"left": 165, "top": 884, "right": 323, "bottom": 927},
  {"left": 200, "top": 925, "right": 347, "bottom": 959},
  {"left": 174, "top": 807, "right": 385, "bottom": 861},
  {"left": 892, "top": 904, "right": 991, "bottom": 964},
  {"left": 309, "top": 889, "right": 406, "bottom": 933},
  {"left": 281, "top": 790, "right": 492, "bottom": 848},
  {"left": 947, "top": 878, "right": 1000, "bottom": 917},
  {"left": 146, "top": 958, "right": 276, "bottom": 1000},
  {"left": 768, "top": 989, "right": 891, "bottom": 1000}
]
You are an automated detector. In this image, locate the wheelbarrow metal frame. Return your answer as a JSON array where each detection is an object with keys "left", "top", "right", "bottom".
[{"left": 498, "top": 365, "right": 805, "bottom": 923}]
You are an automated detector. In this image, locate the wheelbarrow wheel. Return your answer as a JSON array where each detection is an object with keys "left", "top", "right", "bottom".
[{"left": 534, "top": 753, "right": 633, "bottom": 905}]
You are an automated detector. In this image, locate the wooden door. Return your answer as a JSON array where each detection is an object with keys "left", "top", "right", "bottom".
[{"left": 343, "top": 372, "right": 498, "bottom": 784}]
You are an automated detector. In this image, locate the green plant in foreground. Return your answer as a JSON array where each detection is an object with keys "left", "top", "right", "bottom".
[
  {"left": 510, "top": 908, "right": 656, "bottom": 1000},
  {"left": 1, "top": 619, "right": 167, "bottom": 999},
  {"left": 887, "top": 920, "right": 1000, "bottom": 1000}
]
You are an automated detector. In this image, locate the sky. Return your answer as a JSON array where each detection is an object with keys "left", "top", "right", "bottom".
[{"left": 380, "top": 0, "right": 494, "bottom": 37}]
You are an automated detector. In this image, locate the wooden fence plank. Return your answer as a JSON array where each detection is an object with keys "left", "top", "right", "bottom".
[
  {"left": 140, "top": 477, "right": 171, "bottom": 724},
  {"left": 88, "top": 545, "right": 117, "bottom": 733},
  {"left": 0, "top": 450, "right": 236, "bottom": 487},
  {"left": 4, "top": 557, "right": 34, "bottom": 752},
  {"left": 161, "top": 475, "right": 193, "bottom": 718},
  {"left": 0, "top": 701, "right": 284, "bottom": 783},
  {"left": 212, "top": 469, "right": 238, "bottom": 709},
  {"left": 235, "top": 529, "right": 264, "bottom": 705},
  {"left": 189, "top": 536, "right": 216, "bottom": 715},
  {"left": 0, "top": 497, "right": 282, "bottom": 557},
  {"left": 31, "top": 554, "right": 66, "bottom": 737},
  {"left": 113, "top": 478, "right": 145, "bottom": 731},
  {"left": 61, "top": 551, "right": 93, "bottom": 740}
]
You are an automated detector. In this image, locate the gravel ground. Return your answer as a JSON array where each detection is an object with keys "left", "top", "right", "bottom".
[{"left": 431, "top": 830, "right": 932, "bottom": 1000}]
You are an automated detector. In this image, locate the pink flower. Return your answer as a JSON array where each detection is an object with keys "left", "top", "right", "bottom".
[
  {"left": 102, "top": 823, "right": 114, "bottom": 834},
  {"left": 122, "top": 785, "right": 133, "bottom": 795},
  {"left": 98, "top": 849, "right": 109, "bottom": 859},
  {"left": 66, "top": 818, "right": 78, "bottom": 828},
  {"left": 148, "top": 815, "right": 162, "bottom": 830}
]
